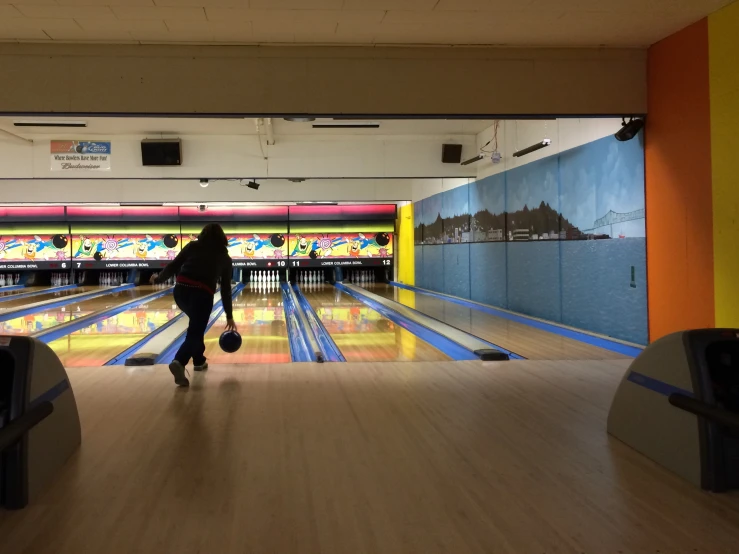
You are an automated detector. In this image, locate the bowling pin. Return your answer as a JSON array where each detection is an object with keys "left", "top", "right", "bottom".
[{"left": 0, "top": 274, "right": 6, "bottom": 286}]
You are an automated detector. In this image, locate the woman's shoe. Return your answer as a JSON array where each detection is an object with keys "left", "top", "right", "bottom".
[{"left": 169, "top": 360, "right": 190, "bottom": 387}]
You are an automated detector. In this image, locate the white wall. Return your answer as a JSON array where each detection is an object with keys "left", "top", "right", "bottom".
[
  {"left": 474, "top": 118, "right": 624, "bottom": 181},
  {"left": 0, "top": 133, "right": 477, "bottom": 181},
  {"left": 407, "top": 118, "right": 623, "bottom": 202},
  {"left": 0, "top": 178, "right": 419, "bottom": 203}
]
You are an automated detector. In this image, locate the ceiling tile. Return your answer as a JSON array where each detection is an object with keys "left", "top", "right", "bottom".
[
  {"left": 249, "top": 0, "right": 343, "bottom": 8},
  {"left": 165, "top": 19, "right": 252, "bottom": 35},
  {"left": 205, "top": 8, "right": 385, "bottom": 24},
  {"left": 44, "top": 28, "right": 139, "bottom": 41},
  {"left": 0, "top": 5, "right": 22, "bottom": 17},
  {"left": 435, "top": 0, "right": 533, "bottom": 9},
  {"left": 343, "top": 0, "right": 438, "bottom": 9},
  {"left": 0, "top": 0, "right": 58, "bottom": 6},
  {"left": 154, "top": 0, "right": 249, "bottom": 6},
  {"left": 0, "top": 28, "right": 52, "bottom": 39},
  {"left": 255, "top": 20, "right": 338, "bottom": 35},
  {"left": 0, "top": 18, "right": 82, "bottom": 31},
  {"left": 57, "top": 0, "right": 156, "bottom": 6},
  {"left": 112, "top": 6, "right": 207, "bottom": 20},
  {"left": 16, "top": 5, "right": 114, "bottom": 18},
  {"left": 383, "top": 8, "right": 563, "bottom": 25},
  {"left": 75, "top": 17, "right": 167, "bottom": 32}
]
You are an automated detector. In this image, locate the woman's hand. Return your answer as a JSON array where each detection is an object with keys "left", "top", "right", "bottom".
[{"left": 225, "top": 318, "right": 237, "bottom": 332}]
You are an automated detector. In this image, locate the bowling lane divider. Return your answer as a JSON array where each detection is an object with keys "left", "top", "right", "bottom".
[
  {"left": 280, "top": 282, "right": 317, "bottom": 363},
  {"left": 0, "top": 284, "right": 26, "bottom": 292},
  {"left": 390, "top": 281, "right": 642, "bottom": 358},
  {"left": 112, "top": 285, "right": 242, "bottom": 366},
  {"left": 155, "top": 293, "right": 232, "bottom": 366},
  {"left": 0, "top": 284, "right": 78, "bottom": 304},
  {"left": 336, "top": 283, "right": 510, "bottom": 361},
  {"left": 33, "top": 286, "right": 175, "bottom": 344},
  {"left": 292, "top": 284, "right": 345, "bottom": 363},
  {"left": 0, "top": 284, "right": 135, "bottom": 323}
]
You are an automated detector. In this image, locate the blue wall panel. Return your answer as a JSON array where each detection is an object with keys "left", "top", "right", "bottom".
[
  {"left": 442, "top": 244, "right": 470, "bottom": 299},
  {"left": 469, "top": 242, "right": 507, "bottom": 308},
  {"left": 409, "top": 132, "right": 647, "bottom": 345},
  {"left": 561, "top": 238, "right": 647, "bottom": 344},
  {"left": 422, "top": 246, "right": 444, "bottom": 292},
  {"left": 507, "top": 242, "right": 562, "bottom": 323},
  {"left": 413, "top": 245, "right": 424, "bottom": 288}
]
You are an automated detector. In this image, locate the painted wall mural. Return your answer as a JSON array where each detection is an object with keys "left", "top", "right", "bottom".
[{"left": 412, "top": 133, "right": 647, "bottom": 344}]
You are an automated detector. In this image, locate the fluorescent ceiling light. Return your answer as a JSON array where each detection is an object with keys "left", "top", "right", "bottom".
[
  {"left": 512, "top": 139, "right": 551, "bottom": 158},
  {"left": 13, "top": 120, "right": 87, "bottom": 128}
]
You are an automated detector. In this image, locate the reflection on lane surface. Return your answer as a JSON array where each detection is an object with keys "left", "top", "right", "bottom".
[
  {"left": 49, "top": 294, "right": 181, "bottom": 367},
  {"left": 203, "top": 290, "right": 290, "bottom": 364},
  {"left": 0, "top": 286, "right": 157, "bottom": 335},
  {"left": 0, "top": 286, "right": 99, "bottom": 313},
  {"left": 302, "top": 285, "right": 450, "bottom": 362},
  {"left": 363, "top": 283, "right": 610, "bottom": 360},
  {"left": 0, "top": 286, "right": 43, "bottom": 298}
]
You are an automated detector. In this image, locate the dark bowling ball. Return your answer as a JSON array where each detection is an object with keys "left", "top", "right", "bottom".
[
  {"left": 52, "top": 234, "right": 68, "bottom": 249},
  {"left": 376, "top": 319, "right": 392, "bottom": 332},
  {"left": 219, "top": 330, "right": 242, "bottom": 353},
  {"left": 309, "top": 249, "right": 318, "bottom": 259},
  {"left": 75, "top": 144, "right": 84, "bottom": 153},
  {"left": 270, "top": 234, "right": 285, "bottom": 248},
  {"left": 162, "top": 234, "right": 179, "bottom": 249},
  {"left": 93, "top": 251, "right": 104, "bottom": 261},
  {"left": 375, "top": 232, "right": 390, "bottom": 247}
]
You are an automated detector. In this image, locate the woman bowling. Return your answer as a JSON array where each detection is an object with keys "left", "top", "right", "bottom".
[{"left": 152, "top": 223, "right": 236, "bottom": 387}]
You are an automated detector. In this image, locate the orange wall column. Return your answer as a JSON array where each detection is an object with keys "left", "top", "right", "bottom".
[{"left": 646, "top": 19, "right": 715, "bottom": 341}]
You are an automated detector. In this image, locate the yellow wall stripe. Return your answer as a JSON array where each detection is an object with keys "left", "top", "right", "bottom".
[{"left": 709, "top": 1, "right": 739, "bottom": 327}]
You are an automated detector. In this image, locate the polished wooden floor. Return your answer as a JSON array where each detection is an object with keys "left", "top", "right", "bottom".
[{"left": 3, "top": 359, "right": 739, "bottom": 554}]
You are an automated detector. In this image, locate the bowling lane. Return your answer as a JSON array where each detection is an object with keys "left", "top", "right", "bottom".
[
  {"left": 202, "top": 288, "right": 291, "bottom": 364},
  {"left": 0, "top": 286, "right": 158, "bottom": 336},
  {"left": 0, "top": 286, "right": 43, "bottom": 298},
  {"left": 0, "top": 286, "right": 100, "bottom": 313},
  {"left": 368, "top": 284, "right": 627, "bottom": 360},
  {"left": 302, "top": 285, "right": 451, "bottom": 362},
  {"left": 48, "top": 293, "right": 180, "bottom": 367}
]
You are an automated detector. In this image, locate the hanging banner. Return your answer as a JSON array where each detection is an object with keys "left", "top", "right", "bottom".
[{"left": 50, "top": 141, "right": 111, "bottom": 171}]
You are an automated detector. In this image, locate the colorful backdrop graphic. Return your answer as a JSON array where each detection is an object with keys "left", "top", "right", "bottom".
[
  {"left": 72, "top": 230, "right": 180, "bottom": 262},
  {"left": 287, "top": 232, "right": 393, "bottom": 259},
  {"left": 180, "top": 228, "right": 288, "bottom": 261},
  {"left": 0, "top": 232, "right": 71, "bottom": 262}
]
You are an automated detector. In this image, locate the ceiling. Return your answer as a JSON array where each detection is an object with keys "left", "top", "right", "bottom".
[
  {"left": 0, "top": 0, "right": 733, "bottom": 48},
  {"left": 0, "top": 117, "right": 496, "bottom": 137}
]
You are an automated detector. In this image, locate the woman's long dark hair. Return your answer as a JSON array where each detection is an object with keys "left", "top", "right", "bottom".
[{"left": 198, "top": 223, "right": 228, "bottom": 252}]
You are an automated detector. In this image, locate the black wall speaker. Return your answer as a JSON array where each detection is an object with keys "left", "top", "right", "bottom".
[
  {"left": 442, "top": 144, "right": 462, "bottom": 164},
  {"left": 141, "top": 139, "right": 182, "bottom": 166}
]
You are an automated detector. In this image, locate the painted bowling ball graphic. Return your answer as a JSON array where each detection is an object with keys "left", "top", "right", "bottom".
[
  {"left": 51, "top": 234, "right": 68, "bottom": 249},
  {"left": 375, "top": 232, "right": 390, "bottom": 247},
  {"left": 162, "top": 234, "right": 179, "bottom": 249},
  {"left": 309, "top": 249, "right": 319, "bottom": 259},
  {"left": 270, "top": 234, "right": 285, "bottom": 248},
  {"left": 93, "top": 251, "right": 105, "bottom": 261},
  {"left": 75, "top": 144, "right": 84, "bottom": 153}
]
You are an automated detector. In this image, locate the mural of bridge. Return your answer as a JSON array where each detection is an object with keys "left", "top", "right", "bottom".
[{"left": 583, "top": 208, "right": 645, "bottom": 234}]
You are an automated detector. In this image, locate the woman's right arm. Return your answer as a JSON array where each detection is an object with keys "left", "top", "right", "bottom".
[{"left": 220, "top": 256, "right": 236, "bottom": 331}]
